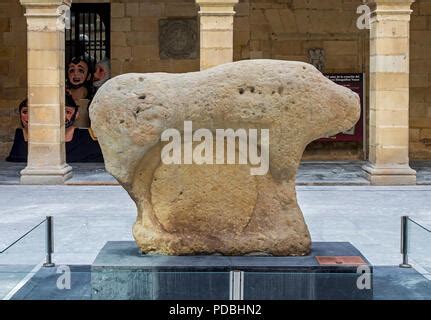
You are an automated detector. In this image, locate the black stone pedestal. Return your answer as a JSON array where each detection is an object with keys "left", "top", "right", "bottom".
[{"left": 91, "top": 241, "right": 373, "bottom": 300}]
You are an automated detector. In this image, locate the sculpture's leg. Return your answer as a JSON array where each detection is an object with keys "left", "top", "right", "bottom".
[
  {"left": 130, "top": 144, "right": 177, "bottom": 253},
  {"left": 244, "top": 133, "right": 311, "bottom": 255},
  {"left": 237, "top": 174, "right": 311, "bottom": 256}
]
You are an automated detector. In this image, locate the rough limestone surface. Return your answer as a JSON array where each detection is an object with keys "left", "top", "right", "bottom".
[{"left": 90, "top": 59, "right": 360, "bottom": 256}]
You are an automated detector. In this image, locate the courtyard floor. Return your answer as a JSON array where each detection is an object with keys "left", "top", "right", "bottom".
[
  {"left": 0, "top": 162, "right": 431, "bottom": 299},
  {"left": 2, "top": 160, "right": 431, "bottom": 185}
]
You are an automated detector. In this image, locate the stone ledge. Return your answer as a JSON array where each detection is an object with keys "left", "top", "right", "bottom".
[
  {"left": 362, "top": 162, "right": 417, "bottom": 185},
  {"left": 20, "top": 163, "right": 73, "bottom": 184}
]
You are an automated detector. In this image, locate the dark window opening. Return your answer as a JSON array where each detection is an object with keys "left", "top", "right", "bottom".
[{"left": 66, "top": 3, "right": 111, "bottom": 64}]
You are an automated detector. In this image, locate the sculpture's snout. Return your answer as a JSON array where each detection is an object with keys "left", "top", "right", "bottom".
[{"left": 324, "top": 82, "right": 361, "bottom": 137}]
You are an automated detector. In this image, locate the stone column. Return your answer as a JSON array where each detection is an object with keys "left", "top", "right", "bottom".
[
  {"left": 195, "top": 0, "right": 239, "bottom": 70},
  {"left": 19, "top": 0, "right": 72, "bottom": 184},
  {"left": 363, "top": 0, "right": 416, "bottom": 185}
]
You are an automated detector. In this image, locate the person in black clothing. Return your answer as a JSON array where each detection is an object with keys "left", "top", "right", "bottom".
[
  {"left": 6, "top": 99, "right": 28, "bottom": 162},
  {"left": 6, "top": 96, "right": 104, "bottom": 163},
  {"left": 65, "top": 94, "right": 104, "bottom": 163}
]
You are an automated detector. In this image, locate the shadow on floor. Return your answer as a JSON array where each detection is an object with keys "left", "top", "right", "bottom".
[
  {"left": 9, "top": 265, "right": 91, "bottom": 300},
  {"left": 6, "top": 265, "right": 431, "bottom": 300}
]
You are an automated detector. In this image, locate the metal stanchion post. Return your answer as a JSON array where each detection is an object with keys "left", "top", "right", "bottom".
[
  {"left": 399, "top": 216, "right": 412, "bottom": 268},
  {"left": 43, "top": 216, "right": 55, "bottom": 267}
]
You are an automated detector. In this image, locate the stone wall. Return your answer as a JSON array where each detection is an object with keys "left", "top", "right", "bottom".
[
  {"left": 234, "top": 0, "right": 368, "bottom": 160},
  {"left": 108, "top": 0, "right": 369, "bottom": 160},
  {"left": 110, "top": 0, "right": 200, "bottom": 76},
  {"left": 0, "top": 0, "right": 26, "bottom": 159},
  {"left": 410, "top": 0, "right": 431, "bottom": 160},
  {"left": 235, "top": 0, "right": 367, "bottom": 71}
]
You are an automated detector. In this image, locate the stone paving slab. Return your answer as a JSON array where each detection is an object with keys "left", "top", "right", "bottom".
[
  {"left": 0, "top": 265, "right": 38, "bottom": 299},
  {"left": 297, "top": 161, "right": 369, "bottom": 185},
  {"left": 412, "top": 161, "right": 431, "bottom": 185}
]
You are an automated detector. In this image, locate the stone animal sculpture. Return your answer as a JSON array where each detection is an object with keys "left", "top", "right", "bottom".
[{"left": 90, "top": 59, "right": 360, "bottom": 256}]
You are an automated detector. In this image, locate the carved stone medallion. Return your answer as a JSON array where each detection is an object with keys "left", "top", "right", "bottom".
[{"left": 159, "top": 18, "right": 198, "bottom": 59}]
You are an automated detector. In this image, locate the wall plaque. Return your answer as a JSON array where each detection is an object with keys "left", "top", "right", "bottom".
[
  {"left": 308, "top": 48, "right": 325, "bottom": 72},
  {"left": 159, "top": 18, "right": 198, "bottom": 59}
]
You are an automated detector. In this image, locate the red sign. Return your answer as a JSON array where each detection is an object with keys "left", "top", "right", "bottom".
[{"left": 319, "top": 73, "right": 364, "bottom": 142}]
